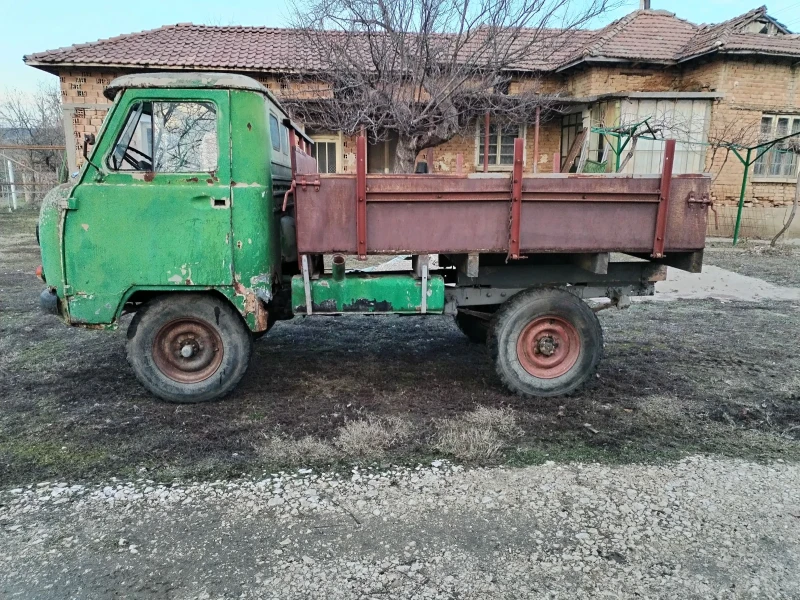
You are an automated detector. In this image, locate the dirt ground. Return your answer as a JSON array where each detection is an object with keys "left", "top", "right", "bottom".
[
  {"left": 1, "top": 204, "right": 799, "bottom": 488},
  {"left": 704, "top": 242, "right": 800, "bottom": 287}
]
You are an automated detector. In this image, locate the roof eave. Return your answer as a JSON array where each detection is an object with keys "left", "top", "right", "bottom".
[
  {"left": 722, "top": 49, "right": 800, "bottom": 59},
  {"left": 23, "top": 59, "right": 302, "bottom": 75},
  {"left": 556, "top": 55, "right": 676, "bottom": 72},
  {"left": 675, "top": 49, "right": 716, "bottom": 64},
  {"left": 678, "top": 48, "right": 800, "bottom": 63}
]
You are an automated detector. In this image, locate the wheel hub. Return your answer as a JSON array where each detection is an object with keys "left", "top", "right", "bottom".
[
  {"left": 536, "top": 335, "right": 557, "bottom": 356},
  {"left": 517, "top": 316, "right": 580, "bottom": 379},
  {"left": 152, "top": 318, "right": 224, "bottom": 384}
]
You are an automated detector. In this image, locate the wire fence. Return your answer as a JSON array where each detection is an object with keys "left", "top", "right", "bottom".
[
  {"left": 708, "top": 203, "right": 799, "bottom": 242},
  {"left": 0, "top": 168, "right": 61, "bottom": 211},
  {"left": 0, "top": 148, "right": 66, "bottom": 211}
]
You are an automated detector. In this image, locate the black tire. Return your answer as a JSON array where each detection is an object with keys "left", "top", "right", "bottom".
[
  {"left": 488, "top": 288, "right": 602, "bottom": 397},
  {"left": 454, "top": 311, "right": 490, "bottom": 344},
  {"left": 126, "top": 294, "right": 253, "bottom": 403}
]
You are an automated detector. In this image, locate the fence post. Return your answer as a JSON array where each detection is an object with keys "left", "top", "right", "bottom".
[
  {"left": 7, "top": 160, "right": 17, "bottom": 211},
  {"left": 732, "top": 148, "right": 752, "bottom": 246}
]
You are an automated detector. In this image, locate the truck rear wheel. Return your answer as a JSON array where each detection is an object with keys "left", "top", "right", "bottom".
[
  {"left": 126, "top": 294, "right": 253, "bottom": 403},
  {"left": 488, "top": 288, "right": 602, "bottom": 397}
]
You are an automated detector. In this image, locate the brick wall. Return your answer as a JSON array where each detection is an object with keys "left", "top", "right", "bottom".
[
  {"left": 60, "top": 69, "right": 333, "bottom": 170},
  {"left": 683, "top": 58, "right": 800, "bottom": 207},
  {"left": 59, "top": 69, "right": 118, "bottom": 170},
  {"left": 55, "top": 57, "right": 799, "bottom": 205}
]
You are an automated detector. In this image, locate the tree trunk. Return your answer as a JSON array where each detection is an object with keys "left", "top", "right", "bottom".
[
  {"left": 394, "top": 138, "right": 420, "bottom": 173},
  {"left": 770, "top": 171, "right": 799, "bottom": 246}
]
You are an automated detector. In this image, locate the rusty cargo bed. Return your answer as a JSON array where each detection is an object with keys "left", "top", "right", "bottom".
[{"left": 291, "top": 136, "right": 711, "bottom": 266}]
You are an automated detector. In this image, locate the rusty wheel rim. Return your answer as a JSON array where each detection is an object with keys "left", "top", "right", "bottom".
[
  {"left": 152, "top": 318, "right": 224, "bottom": 384},
  {"left": 516, "top": 316, "right": 580, "bottom": 379}
]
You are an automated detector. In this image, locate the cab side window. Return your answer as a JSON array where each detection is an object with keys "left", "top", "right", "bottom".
[
  {"left": 269, "top": 114, "right": 281, "bottom": 152},
  {"left": 109, "top": 103, "right": 153, "bottom": 171},
  {"left": 109, "top": 101, "right": 217, "bottom": 173},
  {"left": 280, "top": 123, "right": 289, "bottom": 155}
]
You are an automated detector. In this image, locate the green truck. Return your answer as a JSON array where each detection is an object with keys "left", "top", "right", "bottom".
[{"left": 36, "top": 73, "right": 711, "bottom": 403}]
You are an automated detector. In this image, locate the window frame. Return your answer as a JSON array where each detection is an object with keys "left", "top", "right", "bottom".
[
  {"left": 280, "top": 123, "right": 290, "bottom": 155},
  {"left": 752, "top": 114, "right": 800, "bottom": 182},
  {"left": 474, "top": 119, "right": 526, "bottom": 170},
  {"left": 105, "top": 99, "right": 219, "bottom": 174},
  {"left": 107, "top": 102, "right": 151, "bottom": 171},
  {"left": 616, "top": 98, "right": 710, "bottom": 175},
  {"left": 269, "top": 114, "right": 282, "bottom": 152},
  {"left": 310, "top": 134, "right": 341, "bottom": 174},
  {"left": 560, "top": 111, "right": 586, "bottom": 171}
]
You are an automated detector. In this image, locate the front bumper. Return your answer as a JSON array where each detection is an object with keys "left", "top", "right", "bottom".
[{"left": 40, "top": 288, "right": 60, "bottom": 315}]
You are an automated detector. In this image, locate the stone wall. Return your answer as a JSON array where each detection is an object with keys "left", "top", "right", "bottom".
[{"left": 567, "top": 65, "right": 678, "bottom": 97}]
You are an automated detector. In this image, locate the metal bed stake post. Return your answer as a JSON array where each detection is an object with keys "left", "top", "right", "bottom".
[
  {"left": 509, "top": 138, "right": 524, "bottom": 259},
  {"left": 652, "top": 139, "right": 676, "bottom": 258},
  {"left": 356, "top": 135, "right": 367, "bottom": 259}
]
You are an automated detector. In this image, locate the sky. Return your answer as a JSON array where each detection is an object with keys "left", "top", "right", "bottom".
[{"left": 1, "top": 0, "right": 799, "bottom": 100}]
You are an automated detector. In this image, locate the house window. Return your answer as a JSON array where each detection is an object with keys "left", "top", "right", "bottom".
[
  {"left": 477, "top": 120, "right": 524, "bottom": 168},
  {"left": 616, "top": 98, "right": 710, "bottom": 175},
  {"left": 753, "top": 115, "right": 800, "bottom": 180},
  {"left": 367, "top": 132, "right": 398, "bottom": 173},
  {"left": 312, "top": 139, "right": 338, "bottom": 173}
]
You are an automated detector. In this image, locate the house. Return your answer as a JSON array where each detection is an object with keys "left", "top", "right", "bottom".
[{"left": 23, "top": 5, "right": 800, "bottom": 234}]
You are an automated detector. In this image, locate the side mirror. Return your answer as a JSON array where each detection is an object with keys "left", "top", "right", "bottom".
[{"left": 83, "top": 133, "right": 96, "bottom": 160}]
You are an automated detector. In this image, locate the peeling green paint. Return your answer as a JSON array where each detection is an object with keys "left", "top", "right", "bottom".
[
  {"left": 291, "top": 273, "right": 445, "bottom": 314},
  {"left": 37, "top": 84, "right": 281, "bottom": 332}
]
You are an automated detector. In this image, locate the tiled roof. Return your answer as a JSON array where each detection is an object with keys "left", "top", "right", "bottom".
[
  {"left": 23, "top": 7, "right": 800, "bottom": 74},
  {"left": 24, "top": 24, "right": 317, "bottom": 73},
  {"left": 722, "top": 31, "right": 800, "bottom": 54},
  {"left": 563, "top": 9, "right": 698, "bottom": 65},
  {"left": 678, "top": 6, "right": 800, "bottom": 60}
]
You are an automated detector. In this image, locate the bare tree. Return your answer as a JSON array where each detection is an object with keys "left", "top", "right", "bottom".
[
  {"left": 0, "top": 83, "right": 66, "bottom": 200},
  {"left": 286, "top": 0, "right": 618, "bottom": 172}
]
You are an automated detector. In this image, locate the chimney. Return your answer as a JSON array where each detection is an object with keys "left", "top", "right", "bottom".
[{"left": 640, "top": 0, "right": 651, "bottom": 8}]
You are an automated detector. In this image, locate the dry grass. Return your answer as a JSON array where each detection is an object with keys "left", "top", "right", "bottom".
[
  {"left": 435, "top": 407, "right": 522, "bottom": 461},
  {"left": 637, "top": 394, "right": 689, "bottom": 421},
  {"left": 779, "top": 376, "right": 800, "bottom": 397},
  {"left": 334, "top": 415, "right": 414, "bottom": 458},
  {"left": 256, "top": 432, "right": 339, "bottom": 465}
]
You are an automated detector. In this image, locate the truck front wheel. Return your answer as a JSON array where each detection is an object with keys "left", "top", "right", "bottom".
[
  {"left": 126, "top": 294, "right": 253, "bottom": 403},
  {"left": 489, "top": 288, "right": 602, "bottom": 397}
]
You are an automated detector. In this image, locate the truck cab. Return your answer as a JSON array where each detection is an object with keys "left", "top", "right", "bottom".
[
  {"left": 37, "top": 73, "right": 310, "bottom": 401},
  {"left": 38, "top": 73, "right": 306, "bottom": 330}
]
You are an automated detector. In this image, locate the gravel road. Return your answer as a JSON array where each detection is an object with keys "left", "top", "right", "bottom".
[{"left": 2, "top": 456, "right": 798, "bottom": 599}]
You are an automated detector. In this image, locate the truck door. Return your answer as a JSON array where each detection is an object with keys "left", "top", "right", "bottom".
[{"left": 63, "top": 90, "right": 233, "bottom": 324}]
